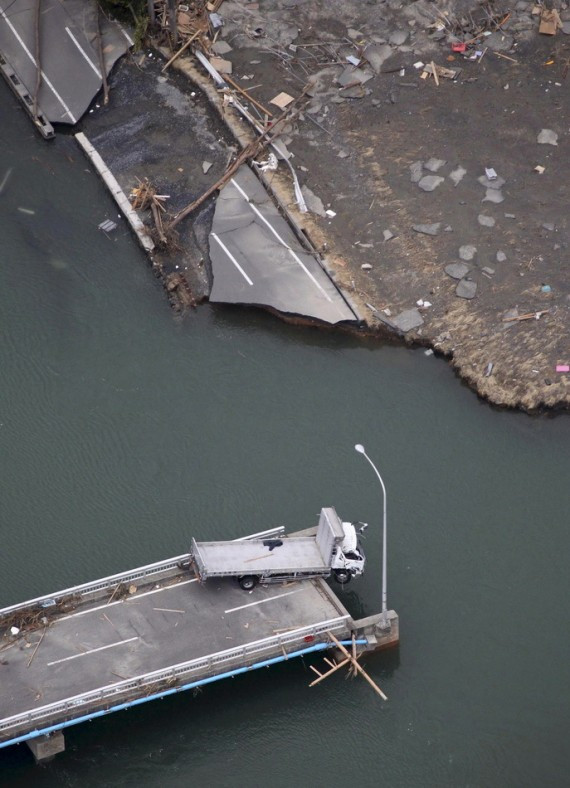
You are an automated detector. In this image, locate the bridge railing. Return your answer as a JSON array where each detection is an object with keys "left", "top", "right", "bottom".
[
  {"left": 0, "top": 615, "right": 349, "bottom": 737},
  {"left": 0, "top": 554, "right": 192, "bottom": 618}
]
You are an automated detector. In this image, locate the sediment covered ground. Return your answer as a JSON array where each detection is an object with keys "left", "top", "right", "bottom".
[{"left": 82, "top": 0, "right": 569, "bottom": 410}]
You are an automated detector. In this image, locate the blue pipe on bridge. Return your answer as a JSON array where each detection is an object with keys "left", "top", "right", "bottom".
[{"left": 0, "top": 639, "right": 368, "bottom": 749}]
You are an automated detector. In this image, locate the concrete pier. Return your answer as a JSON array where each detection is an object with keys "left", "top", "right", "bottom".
[{"left": 26, "top": 731, "right": 65, "bottom": 762}]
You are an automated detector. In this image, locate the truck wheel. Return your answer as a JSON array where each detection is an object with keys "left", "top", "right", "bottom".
[
  {"left": 238, "top": 575, "right": 258, "bottom": 591},
  {"left": 334, "top": 569, "right": 351, "bottom": 585}
]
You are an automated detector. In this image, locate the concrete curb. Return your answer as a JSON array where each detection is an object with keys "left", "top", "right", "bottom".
[{"left": 74, "top": 132, "right": 155, "bottom": 254}]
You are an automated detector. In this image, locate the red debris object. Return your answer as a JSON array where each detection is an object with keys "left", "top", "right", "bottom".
[{"left": 452, "top": 42, "right": 467, "bottom": 53}]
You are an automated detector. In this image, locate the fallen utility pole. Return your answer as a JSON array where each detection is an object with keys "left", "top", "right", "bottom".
[
  {"left": 162, "top": 30, "right": 201, "bottom": 73},
  {"left": 168, "top": 88, "right": 308, "bottom": 231},
  {"left": 327, "top": 631, "right": 388, "bottom": 700}
]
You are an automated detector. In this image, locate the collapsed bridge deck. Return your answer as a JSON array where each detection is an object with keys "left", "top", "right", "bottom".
[{"left": 0, "top": 553, "right": 361, "bottom": 749}]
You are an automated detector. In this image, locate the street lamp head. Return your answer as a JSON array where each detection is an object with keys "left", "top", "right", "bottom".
[{"left": 354, "top": 444, "right": 365, "bottom": 454}]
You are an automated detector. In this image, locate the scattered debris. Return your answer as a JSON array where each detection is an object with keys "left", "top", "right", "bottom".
[
  {"left": 202, "top": 160, "right": 213, "bottom": 174},
  {"left": 270, "top": 91, "right": 295, "bottom": 109},
  {"left": 410, "top": 161, "right": 423, "bottom": 183},
  {"left": 478, "top": 215, "right": 496, "bottom": 227},
  {"left": 301, "top": 185, "right": 326, "bottom": 217},
  {"left": 503, "top": 310, "right": 549, "bottom": 322},
  {"left": 210, "top": 56, "right": 232, "bottom": 75},
  {"left": 483, "top": 189, "right": 504, "bottom": 204},
  {"left": 537, "top": 129, "right": 558, "bottom": 145},
  {"left": 445, "top": 262, "right": 470, "bottom": 279},
  {"left": 556, "top": 364, "right": 569, "bottom": 373},
  {"left": 539, "top": 8, "right": 561, "bottom": 36},
  {"left": 98, "top": 219, "right": 117, "bottom": 232},
  {"left": 496, "top": 251, "right": 507, "bottom": 262},
  {"left": 534, "top": 165, "right": 546, "bottom": 174},
  {"left": 424, "top": 158, "right": 446, "bottom": 173},
  {"left": 418, "top": 175, "right": 444, "bottom": 192},
  {"left": 423, "top": 63, "right": 459, "bottom": 80},
  {"left": 478, "top": 174, "right": 505, "bottom": 190},
  {"left": 456, "top": 279, "right": 477, "bottom": 299},
  {"left": 459, "top": 245, "right": 477, "bottom": 261},
  {"left": 482, "top": 266, "right": 495, "bottom": 277},
  {"left": 449, "top": 166, "right": 466, "bottom": 186},
  {"left": 412, "top": 223, "right": 441, "bottom": 236},
  {"left": 391, "top": 308, "right": 424, "bottom": 332},
  {"left": 254, "top": 153, "right": 278, "bottom": 172},
  {"left": 485, "top": 168, "right": 498, "bottom": 181},
  {"left": 383, "top": 229, "right": 395, "bottom": 241},
  {"left": 484, "top": 362, "right": 494, "bottom": 377}
]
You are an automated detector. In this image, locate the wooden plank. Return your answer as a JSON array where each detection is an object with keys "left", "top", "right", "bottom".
[{"left": 327, "top": 631, "right": 387, "bottom": 700}]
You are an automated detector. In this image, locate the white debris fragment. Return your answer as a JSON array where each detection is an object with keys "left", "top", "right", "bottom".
[
  {"left": 413, "top": 61, "right": 425, "bottom": 69},
  {"left": 325, "top": 209, "right": 336, "bottom": 218},
  {"left": 485, "top": 167, "right": 498, "bottom": 180}
]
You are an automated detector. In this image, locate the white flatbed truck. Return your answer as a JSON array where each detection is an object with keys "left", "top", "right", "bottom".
[{"left": 190, "top": 507, "right": 366, "bottom": 590}]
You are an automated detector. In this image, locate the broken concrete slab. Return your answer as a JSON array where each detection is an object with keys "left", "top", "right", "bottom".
[
  {"left": 389, "top": 30, "right": 409, "bottom": 46},
  {"left": 391, "top": 308, "right": 424, "bottom": 332},
  {"left": 483, "top": 189, "right": 504, "bottom": 204},
  {"left": 301, "top": 185, "right": 326, "bottom": 217},
  {"left": 202, "top": 161, "right": 213, "bottom": 174},
  {"left": 537, "top": 128, "right": 558, "bottom": 145},
  {"left": 478, "top": 214, "right": 496, "bottom": 227},
  {"left": 496, "top": 251, "right": 507, "bottom": 262},
  {"left": 412, "top": 223, "right": 441, "bottom": 236},
  {"left": 410, "top": 160, "right": 423, "bottom": 183},
  {"left": 445, "top": 262, "right": 470, "bottom": 279},
  {"left": 363, "top": 43, "right": 393, "bottom": 73},
  {"left": 424, "top": 158, "right": 446, "bottom": 173},
  {"left": 212, "top": 40, "right": 233, "bottom": 55},
  {"left": 449, "top": 166, "right": 466, "bottom": 186},
  {"left": 209, "top": 165, "right": 356, "bottom": 325},
  {"left": 418, "top": 175, "right": 444, "bottom": 192},
  {"left": 383, "top": 229, "right": 395, "bottom": 241},
  {"left": 478, "top": 175, "right": 505, "bottom": 190},
  {"left": 456, "top": 278, "right": 477, "bottom": 299},
  {"left": 459, "top": 244, "right": 477, "bottom": 261},
  {"left": 337, "top": 67, "right": 373, "bottom": 86},
  {"left": 210, "top": 57, "right": 233, "bottom": 75}
]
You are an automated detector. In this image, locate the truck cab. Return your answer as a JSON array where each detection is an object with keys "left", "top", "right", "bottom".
[{"left": 330, "top": 521, "right": 366, "bottom": 584}]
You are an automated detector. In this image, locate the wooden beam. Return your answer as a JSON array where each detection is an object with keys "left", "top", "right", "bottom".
[
  {"left": 327, "top": 632, "right": 388, "bottom": 700},
  {"left": 308, "top": 657, "right": 350, "bottom": 687}
]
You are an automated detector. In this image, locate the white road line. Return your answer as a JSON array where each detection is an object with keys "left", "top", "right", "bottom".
[
  {"left": 224, "top": 589, "right": 302, "bottom": 614},
  {"left": 57, "top": 579, "right": 198, "bottom": 621},
  {"left": 211, "top": 232, "right": 254, "bottom": 286},
  {"left": 230, "top": 177, "right": 333, "bottom": 303},
  {"left": 65, "top": 27, "right": 102, "bottom": 79},
  {"left": 117, "top": 23, "right": 134, "bottom": 47},
  {"left": 47, "top": 636, "right": 139, "bottom": 666},
  {"left": 128, "top": 578, "right": 198, "bottom": 600},
  {"left": 0, "top": 7, "right": 77, "bottom": 123}
]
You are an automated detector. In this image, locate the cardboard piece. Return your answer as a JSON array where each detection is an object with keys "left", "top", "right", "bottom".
[
  {"left": 270, "top": 91, "right": 295, "bottom": 109},
  {"left": 539, "top": 8, "right": 561, "bottom": 36}
]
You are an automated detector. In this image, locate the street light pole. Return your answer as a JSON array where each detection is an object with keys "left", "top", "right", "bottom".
[{"left": 354, "top": 444, "right": 389, "bottom": 628}]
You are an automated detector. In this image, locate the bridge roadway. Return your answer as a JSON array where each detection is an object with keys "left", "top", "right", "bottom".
[{"left": 0, "top": 558, "right": 353, "bottom": 749}]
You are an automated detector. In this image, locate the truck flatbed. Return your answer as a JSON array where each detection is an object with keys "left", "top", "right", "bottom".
[{"left": 192, "top": 537, "right": 330, "bottom": 577}]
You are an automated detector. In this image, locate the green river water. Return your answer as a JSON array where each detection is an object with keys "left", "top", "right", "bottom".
[{"left": 1, "top": 85, "right": 569, "bottom": 788}]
